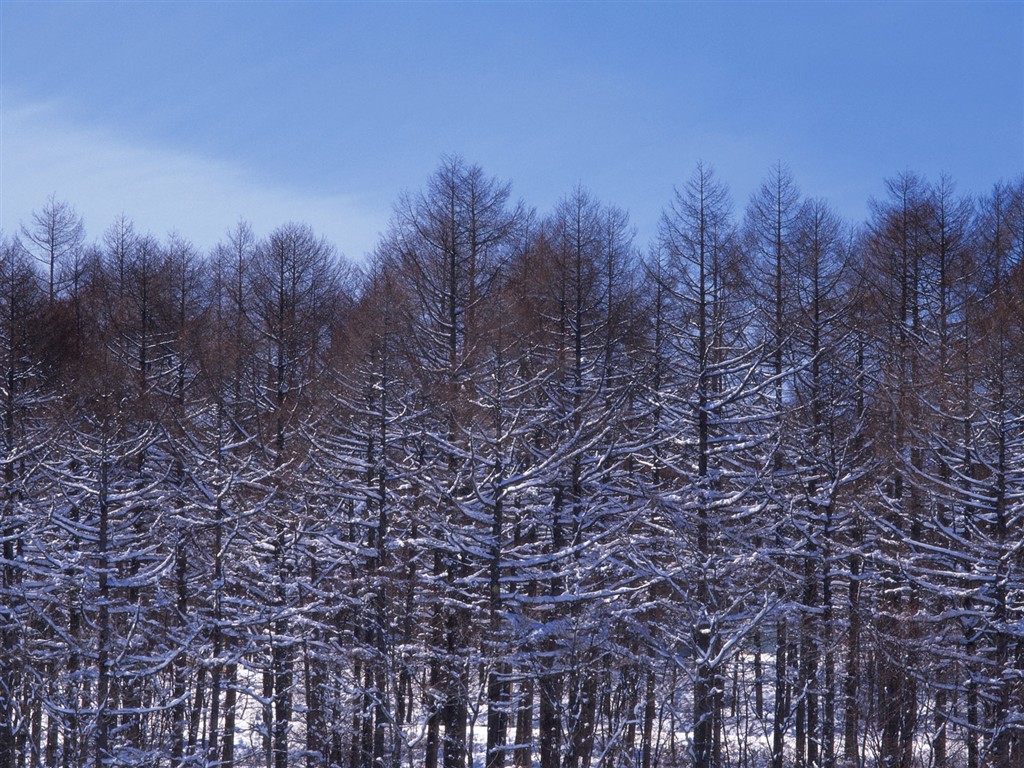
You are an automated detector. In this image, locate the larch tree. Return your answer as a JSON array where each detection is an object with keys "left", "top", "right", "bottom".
[
  {"left": 0, "top": 236, "right": 49, "bottom": 768},
  {"left": 657, "top": 163, "right": 771, "bottom": 768},
  {"left": 390, "top": 155, "right": 525, "bottom": 768},
  {"left": 19, "top": 195, "right": 85, "bottom": 307},
  {"left": 244, "top": 222, "right": 343, "bottom": 768}
]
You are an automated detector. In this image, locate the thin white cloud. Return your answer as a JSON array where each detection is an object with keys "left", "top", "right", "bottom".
[{"left": 0, "top": 99, "right": 384, "bottom": 260}]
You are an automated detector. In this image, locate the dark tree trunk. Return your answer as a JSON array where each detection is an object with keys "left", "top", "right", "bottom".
[
  {"left": 513, "top": 676, "right": 534, "bottom": 768},
  {"left": 222, "top": 664, "right": 237, "bottom": 768},
  {"left": 843, "top": 554, "right": 861, "bottom": 766},
  {"left": 539, "top": 668, "right": 562, "bottom": 768}
]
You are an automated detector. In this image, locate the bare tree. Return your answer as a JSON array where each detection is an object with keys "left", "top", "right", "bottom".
[{"left": 20, "top": 194, "right": 85, "bottom": 305}]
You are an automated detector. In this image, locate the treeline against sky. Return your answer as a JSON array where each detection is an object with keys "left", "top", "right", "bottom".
[{"left": 1, "top": 158, "right": 1022, "bottom": 768}]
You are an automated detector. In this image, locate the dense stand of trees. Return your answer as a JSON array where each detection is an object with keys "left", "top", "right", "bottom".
[{"left": 1, "top": 157, "right": 1022, "bottom": 768}]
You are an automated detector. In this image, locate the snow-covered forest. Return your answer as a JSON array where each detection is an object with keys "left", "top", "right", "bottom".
[{"left": 1, "top": 158, "right": 1022, "bottom": 768}]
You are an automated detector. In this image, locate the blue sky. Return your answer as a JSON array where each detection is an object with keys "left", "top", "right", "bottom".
[{"left": 2, "top": 1, "right": 1022, "bottom": 261}]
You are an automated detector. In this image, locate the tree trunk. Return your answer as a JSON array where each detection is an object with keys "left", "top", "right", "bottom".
[
  {"left": 513, "top": 676, "right": 534, "bottom": 768},
  {"left": 222, "top": 663, "right": 237, "bottom": 768},
  {"left": 539, "top": 668, "right": 562, "bottom": 768},
  {"left": 843, "top": 554, "right": 861, "bottom": 766},
  {"left": 772, "top": 615, "right": 788, "bottom": 768},
  {"left": 641, "top": 670, "right": 656, "bottom": 768}
]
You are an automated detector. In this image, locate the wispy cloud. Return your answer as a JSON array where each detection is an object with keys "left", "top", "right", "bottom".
[{"left": 1, "top": 99, "right": 385, "bottom": 260}]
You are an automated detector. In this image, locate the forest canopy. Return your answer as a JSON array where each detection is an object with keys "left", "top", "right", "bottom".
[{"left": 1, "top": 157, "right": 1022, "bottom": 768}]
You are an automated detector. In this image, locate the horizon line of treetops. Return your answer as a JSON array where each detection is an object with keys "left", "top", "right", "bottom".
[{"left": 1, "top": 156, "right": 1022, "bottom": 768}]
